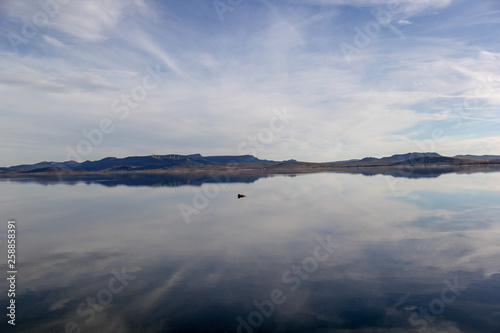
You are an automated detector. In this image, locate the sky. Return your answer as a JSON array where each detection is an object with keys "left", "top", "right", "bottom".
[{"left": 0, "top": 0, "right": 499, "bottom": 166}]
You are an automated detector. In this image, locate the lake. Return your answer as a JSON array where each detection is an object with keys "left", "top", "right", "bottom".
[{"left": 1, "top": 170, "right": 499, "bottom": 332}]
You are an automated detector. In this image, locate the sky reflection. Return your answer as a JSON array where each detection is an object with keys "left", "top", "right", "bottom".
[{"left": 0, "top": 172, "right": 499, "bottom": 332}]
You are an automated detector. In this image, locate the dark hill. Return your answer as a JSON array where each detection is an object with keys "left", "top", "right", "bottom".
[
  {"left": 2, "top": 154, "right": 277, "bottom": 173},
  {"left": 331, "top": 152, "right": 442, "bottom": 164},
  {"left": 455, "top": 154, "right": 500, "bottom": 160},
  {"left": 379, "top": 152, "right": 442, "bottom": 162},
  {"left": 2, "top": 152, "right": 500, "bottom": 175}
]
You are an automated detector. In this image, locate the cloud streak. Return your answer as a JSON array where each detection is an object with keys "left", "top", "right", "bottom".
[{"left": 0, "top": 0, "right": 499, "bottom": 165}]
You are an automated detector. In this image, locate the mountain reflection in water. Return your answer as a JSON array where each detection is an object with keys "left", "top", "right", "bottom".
[{"left": 0, "top": 171, "right": 499, "bottom": 332}]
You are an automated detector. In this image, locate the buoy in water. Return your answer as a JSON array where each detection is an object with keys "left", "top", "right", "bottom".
[{"left": 237, "top": 194, "right": 246, "bottom": 198}]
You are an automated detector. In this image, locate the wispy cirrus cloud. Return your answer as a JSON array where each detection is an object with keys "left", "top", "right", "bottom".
[{"left": 0, "top": 0, "right": 499, "bottom": 165}]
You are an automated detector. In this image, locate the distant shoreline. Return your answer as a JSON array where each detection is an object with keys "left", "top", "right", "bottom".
[
  {"left": 2, "top": 161, "right": 500, "bottom": 178},
  {"left": 2, "top": 153, "right": 500, "bottom": 178}
]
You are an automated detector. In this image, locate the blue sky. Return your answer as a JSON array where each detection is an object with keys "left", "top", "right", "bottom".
[{"left": 1, "top": 0, "right": 499, "bottom": 165}]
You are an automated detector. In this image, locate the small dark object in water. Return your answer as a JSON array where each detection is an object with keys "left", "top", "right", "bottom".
[{"left": 237, "top": 194, "right": 246, "bottom": 198}]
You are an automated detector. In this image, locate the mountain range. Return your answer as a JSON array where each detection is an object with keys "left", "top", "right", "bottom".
[
  {"left": 1, "top": 152, "right": 500, "bottom": 174},
  {"left": 0, "top": 154, "right": 274, "bottom": 173}
]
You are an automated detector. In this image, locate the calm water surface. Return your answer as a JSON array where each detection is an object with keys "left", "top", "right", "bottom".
[{"left": 1, "top": 172, "right": 499, "bottom": 332}]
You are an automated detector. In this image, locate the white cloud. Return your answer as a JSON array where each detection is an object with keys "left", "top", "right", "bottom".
[
  {"left": 48, "top": 0, "right": 123, "bottom": 41},
  {"left": 42, "top": 34, "right": 66, "bottom": 49},
  {"left": 0, "top": 0, "right": 499, "bottom": 165}
]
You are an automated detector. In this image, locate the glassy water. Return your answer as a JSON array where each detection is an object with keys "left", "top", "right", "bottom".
[{"left": 1, "top": 171, "right": 499, "bottom": 333}]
